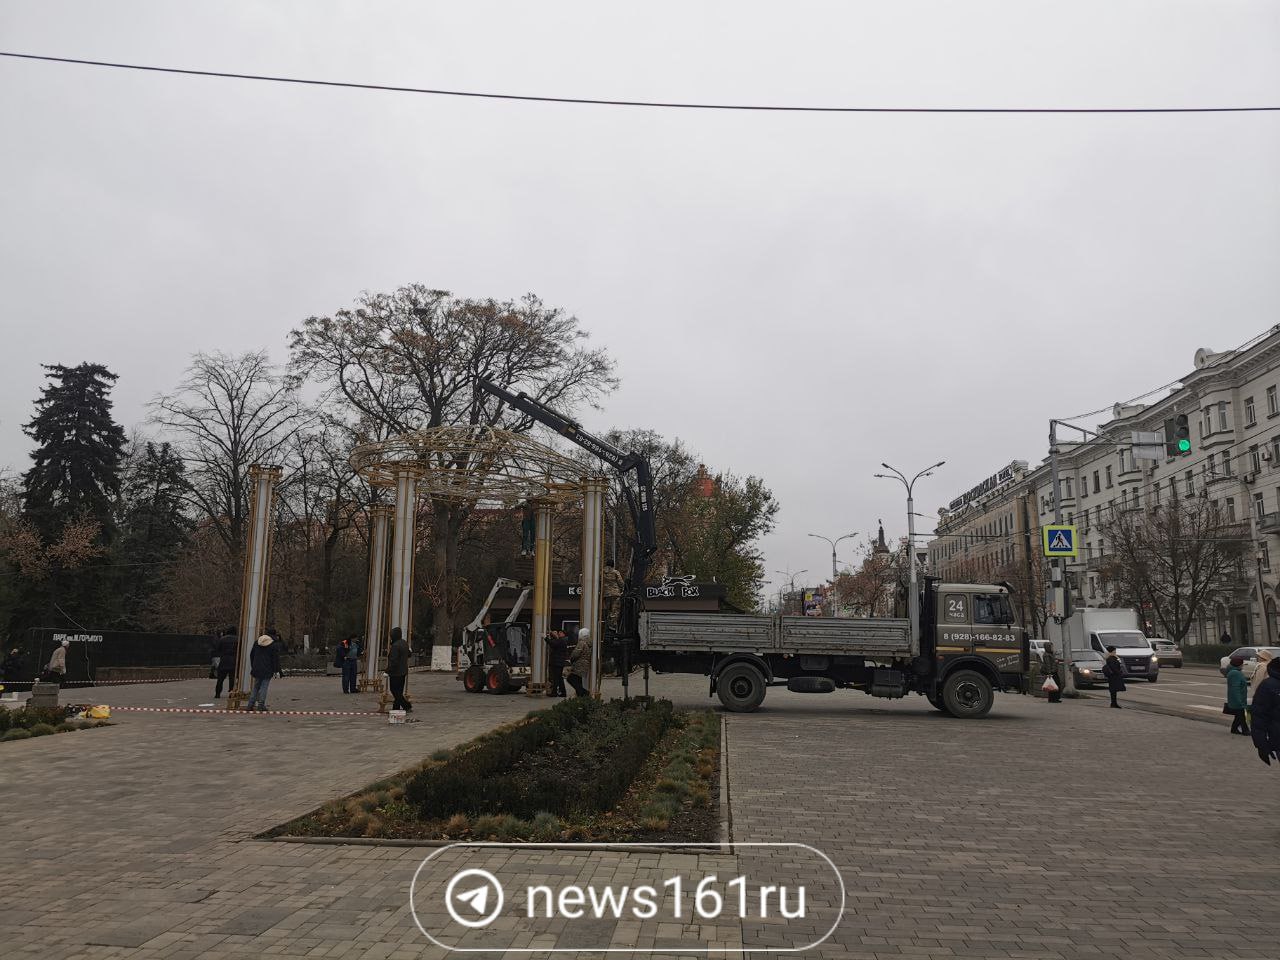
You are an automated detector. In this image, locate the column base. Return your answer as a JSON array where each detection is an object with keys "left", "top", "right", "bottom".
[
  {"left": 225, "top": 690, "right": 249, "bottom": 712},
  {"left": 525, "top": 682, "right": 550, "bottom": 697},
  {"left": 359, "top": 675, "right": 385, "bottom": 693}
]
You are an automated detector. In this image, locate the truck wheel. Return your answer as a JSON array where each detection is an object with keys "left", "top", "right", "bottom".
[
  {"left": 462, "top": 665, "right": 485, "bottom": 693},
  {"left": 942, "top": 670, "right": 993, "bottom": 719},
  {"left": 926, "top": 693, "right": 951, "bottom": 714},
  {"left": 1147, "top": 675, "right": 1159, "bottom": 684},
  {"left": 716, "top": 663, "right": 766, "bottom": 713},
  {"left": 485, "top": 664, "right": 511, "bottom": 694}
]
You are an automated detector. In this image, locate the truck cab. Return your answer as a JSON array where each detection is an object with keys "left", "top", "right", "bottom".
[{"left": 921, "top": 580, "right": 1029, "bottom": 714}]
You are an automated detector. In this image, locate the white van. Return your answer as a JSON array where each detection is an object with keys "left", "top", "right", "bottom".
[{"left": 1060, "top": 608, "right": 1160, "bottom": 684}]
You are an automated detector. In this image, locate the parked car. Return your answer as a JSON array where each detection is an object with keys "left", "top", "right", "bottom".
[
  {"left": 1218, "top": 646, "right": 1280, "bottom": 678},
  {"left": 1029, "top": 640, "right": 1047, "bottom": 663},
  {"left": 1071, "top": 651, "right": 1108, "bottom": 688},
  {"left": 1149, "top": 638, "right": 1183, "bottom": 668}
]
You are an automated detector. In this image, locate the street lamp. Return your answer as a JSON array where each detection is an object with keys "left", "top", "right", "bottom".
[
  {"left": 875, "top": 461, "right": 945, "bottom": 643},
  {"left": 774, "top": 568, "right": 808, "bottom": 616},
  {"left": 808, "top": 532, "right": 859, "bottom": 617}
]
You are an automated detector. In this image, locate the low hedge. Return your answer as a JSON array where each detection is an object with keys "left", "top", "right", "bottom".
[
  {"left": 1181, "top": 643, "right": 1234, "bottom": 665},
  {"left": 0, "top": 705, "right": 65, "bottom": 733},
  {"left": 406, "top": 698, "right": 673, "bottom": 821}
]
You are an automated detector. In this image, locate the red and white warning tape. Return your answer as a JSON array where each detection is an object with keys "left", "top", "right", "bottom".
[
  {"left": 2, "top": 670, "right": 330, "bottom": 689},
  {"left": 110, "top": 705, "right": 382, "bottom": 717}
]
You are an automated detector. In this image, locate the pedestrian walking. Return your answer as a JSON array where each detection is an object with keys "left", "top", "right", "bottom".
[
  {"left": 45, "top": 639, "right": 69, "bottom": 686},
  {"left": 1250, "top": 657, "right": 1280, "bottom": 766},
  {"left": 1102, "top": 645, "right": 1126, "bottom": 708},
  {"left": 567, "top": 628, "right": 592, "bottom": 698},
  {"left": 1220, "top": 629, "right": 1233, "bottom": 646},
  {"left": 545, "top": 630, "right": 568, "bottom": 697},
  {"left": 387, "top": 626, "right": 412, "bottom": 712},
  {"left": 1225, "top": 656, "right": 1251, "bottom": 735},
  {"left": 246, "top": 634, "right": 281, "bottom": 712},
  {"left": 340, "top": 635, "right": 362, "bottom": 694},
  {"left": 213, "top": 626, "right": 238, "bottom": 698},
  {"left": 1041, "top": 641, "right": 1062, "bottom": 703}
]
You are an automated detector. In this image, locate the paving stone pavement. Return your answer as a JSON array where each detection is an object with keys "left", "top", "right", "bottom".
[{"left": 3, "top": 671, "right": 1277, "bottom": 958}]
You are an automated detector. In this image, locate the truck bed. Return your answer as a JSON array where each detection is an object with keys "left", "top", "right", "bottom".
[{"left": 640, "top": 612, "right": 914, "bottom": 658}]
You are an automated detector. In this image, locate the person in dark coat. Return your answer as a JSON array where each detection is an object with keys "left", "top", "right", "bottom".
[
  {"left": 545, "top": 630, "right": 569, "bottom": 697},
  {"left": 1, "top": 647, "right": 23, "bottom": 697},
  {"left": 1250, "top": 657, "right": 1280, "bottom": 765},
  {"left": 386, "top": 626, "right": 412, "bottom": 712},
  {"left": 1102, "top": 645, "right": 1126, "bottom": 709},
  {"left": 246, "top": 634, "right": 281, "bottom": 712},
  {"left": 1225, "top": 656, "right": 1251, "bottom": 735},
  {"left": 1041, "top": 642, "right": 1062, "bottom": 703},
  {"left": 213, "top": 627, "right": 238, "bottom": 699},
  {"left": 339, "top": 636, "right": 362, "bottom": 694},
  {"left": 1220, "top": 629, "right": 1233, "bottom": 646}
]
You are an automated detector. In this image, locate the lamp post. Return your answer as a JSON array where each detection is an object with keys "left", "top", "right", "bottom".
[
  {"left": 808, "top": 532, "right": 859, "bottom": 617},
  {"left": 775, "top": 568, "right": 808, "bottom": 616},
  {"left": 875, "top": 461, "right": 945, "bottom": 644}
]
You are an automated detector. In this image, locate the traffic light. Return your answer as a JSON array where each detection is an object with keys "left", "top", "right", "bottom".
[{"left": 1164, "top": 415, "right": 1191, "bottom": 456}]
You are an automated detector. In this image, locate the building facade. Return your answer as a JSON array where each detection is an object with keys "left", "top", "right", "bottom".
[{"left": 928, "top": 328, "right": 1280, "bottom": 645}]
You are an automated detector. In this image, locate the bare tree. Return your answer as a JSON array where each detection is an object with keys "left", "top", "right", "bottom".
[
  {"left": 289, "top": 285, "right": 615, "bottom": 648},
  {"left": 152, "top": 351, "right": 306, "bottom": 561},
  {"left": 1097, "top": 497, "right": 1248, "bottom": 643}
]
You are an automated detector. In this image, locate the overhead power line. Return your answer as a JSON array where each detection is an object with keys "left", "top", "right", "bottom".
[{"left": 3, "top": 51, "right": 1280, "bottom": 114}]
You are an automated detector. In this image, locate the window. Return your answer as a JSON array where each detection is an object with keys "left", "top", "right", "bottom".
[
  {"left": 1064, "top": 478, "right": 1073, "bottom": 499},
  {"left": 1089, "top": 577, "right": 1097, "bottom": 599},
  {"left": 1105, "top": 466, "right": 1113, "bottom": 488},
  {"left": 1153, "top": 482, "right": 1161, "bottom": 504},
  {"left": 1118, "top": 449, "right": 1127, "bottom": 473},
  {"left": 1092, "top": 471, "right": 1100, "bottom": 494},
  {"left": 1246, "top": 396, "right": 1257, "bottom": 426},
  {"left": 1263, "top": 542, "right": 1272, "bottom": 574},
  {"left": 1208, "top": 453, "right": 1217, "bottom": 475},
  {"left": 1227, "top": 497, "right": 1237, "bottom": 521},
  {"left": 1224, "top": 451, "right": 1233, "bottom": 475},
  {"left": 1185, "top": 469, "right": 1194, "bottom": 495},
  {"left": 943, "top": 595, "right": 968, "bottom": 623},
  {"left": 1251, "top": 445, "right": 1262, "bottom": 474},
  {"left": 1203, "top": 407, "right": 1213, "bottom": 436},
  {"left": 1255, "top": 492, "right": 1265, "bottom": 518},
  {"left": 1219, "top": 401, "right": 1229, "bottom": 431},
  {"left": 1170, "top": 476, "right": 1178, "bottom": 499},
  {"left": 1268, "top": 386, "right": 1277, "bottom": 416},
  {"left": 1134, "top": 490, "right": 1141, "bottom": 509},
  {"left": 972, "top": 594, "right": 1012, "bottom": 625},
  {"left": 1272, "top": 437, "right": 1280, "bottom": 467}
]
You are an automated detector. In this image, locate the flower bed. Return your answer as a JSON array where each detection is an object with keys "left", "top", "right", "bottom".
[
  {"left": 0, "top": 705, "right": 111, "bottom": 742},
  {"left": 265, "top": 699, "right": 719, "bottom": 843}
]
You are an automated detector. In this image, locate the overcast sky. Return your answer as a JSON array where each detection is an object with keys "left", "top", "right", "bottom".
[{"left": 2, "top": 1, "right": 1279, "bottom": 594}]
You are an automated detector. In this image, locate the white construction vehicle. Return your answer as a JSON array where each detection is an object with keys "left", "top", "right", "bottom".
[{"left": 458, "top": 578, "right": 533, "bottom": 694}]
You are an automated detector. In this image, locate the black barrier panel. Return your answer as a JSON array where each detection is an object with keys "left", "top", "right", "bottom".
[{"left": 19, "top": 628, "right": 215, "bottom": 684}]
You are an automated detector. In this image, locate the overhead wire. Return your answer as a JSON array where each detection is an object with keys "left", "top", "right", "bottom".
[{"left": 3, "top": 51, "right": 1280, "bottom": 114}]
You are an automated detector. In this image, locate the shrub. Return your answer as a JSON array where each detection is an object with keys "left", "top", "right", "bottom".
[
  {"left": 2, "top": 729, "right": 32, "bottom": 741},
  {"left": 444, "top": 813, "right": 470, "bottom": 835},
  {"left": 0, "top": 707, "right": 10, "bottom": 733},
  {"left": 530, "top": 812, "right": 562, "bottom": 841},
  {"left": 56, "top": 722, "right": 76, "bottom": 733},
  {"left": 29, "top": 723, "right": 56, "bottom": 737}
]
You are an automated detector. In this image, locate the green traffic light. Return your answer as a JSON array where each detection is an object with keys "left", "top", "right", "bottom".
[{"left": 1178, "top": 439, "right": 1191, "bottom": 453}]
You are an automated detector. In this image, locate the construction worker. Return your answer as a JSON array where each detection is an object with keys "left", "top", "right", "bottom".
[{"left": 602, "top": 559, "right": 625, "bottom": 631}]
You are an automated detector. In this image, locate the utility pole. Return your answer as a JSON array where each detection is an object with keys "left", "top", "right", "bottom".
[
  {"left": 808, "top": 532, "right": 858, "bottom": 617},
  {"left": 1048, "top": 420, "right": 1077, "bottom": 696},
  {"left": 875, "top": 462, "right": 945, "bottom": 645}
]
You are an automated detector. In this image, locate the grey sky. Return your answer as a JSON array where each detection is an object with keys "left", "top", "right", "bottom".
[{"left": 2, "top": 1, "right": 1278, "bottom": 594}]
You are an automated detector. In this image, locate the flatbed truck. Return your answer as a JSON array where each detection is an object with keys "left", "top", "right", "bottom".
[{"left": 638, "top": 578, "right": 1029, "bottom": 717}]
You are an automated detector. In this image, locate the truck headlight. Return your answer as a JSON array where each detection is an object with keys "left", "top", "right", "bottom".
[{"left": 1150, "top": 656, "right": 1158, "bottom": 664}]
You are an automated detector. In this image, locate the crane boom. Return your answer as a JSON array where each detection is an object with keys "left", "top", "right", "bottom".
[{"left": 475, "top": 377, "right": 658, "bottom": 639}]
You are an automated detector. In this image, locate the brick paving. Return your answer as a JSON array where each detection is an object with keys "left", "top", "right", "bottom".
[{"left": 2, "top": 671, "right": 1276, "bottom": 958}]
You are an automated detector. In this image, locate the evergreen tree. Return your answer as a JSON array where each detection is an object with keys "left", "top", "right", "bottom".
[{"left": 22, "top": 363, "right": 127, "bottom": 541}]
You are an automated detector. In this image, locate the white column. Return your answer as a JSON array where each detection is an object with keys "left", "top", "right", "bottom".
[
  {"left": 236, "top": 465, "right": 281, "bottom": 694},
  {"left": 580, "top": 476, "right": 607, "bottom": 696},
  {"left": 528, "top": 498, "right": 554, "bottom": 696},
  {"left": 363, "top": 504, "right": 392, "bottom": 684},
  {"left": 387, "top": 469, "right": 419, "bottom": 646}
]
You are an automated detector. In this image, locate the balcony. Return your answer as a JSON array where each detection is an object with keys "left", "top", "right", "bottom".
[{"left": 1259, "top": 514, "right": 1280, "bottom": 536}]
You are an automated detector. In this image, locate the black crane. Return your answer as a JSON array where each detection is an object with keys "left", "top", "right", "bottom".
[{"left": 475, "top": 378, "right": 657, "bottom": 646}]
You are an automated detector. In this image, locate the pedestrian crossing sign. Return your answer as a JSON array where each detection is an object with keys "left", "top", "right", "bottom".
[{"left": 1043, "top": 524, "right": 1077, "bottom": 558}]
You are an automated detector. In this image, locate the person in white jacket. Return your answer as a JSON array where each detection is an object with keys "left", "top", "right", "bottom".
[{"left": 46, "top": 640, "right": 69, "bottom": 685}]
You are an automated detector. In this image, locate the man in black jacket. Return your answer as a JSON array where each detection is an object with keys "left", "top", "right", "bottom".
[
  {"left": 545, "top": 631, "right": 568, "bottom": 697},
  {"left": 1102, "top": 646, "right": 1126, "bottom": 709},
  {"left": 1250, "top": 657, "right": 1280, "bottom": 766},
  {"left": 387, "top": 626, "right": 411, "bottom": 712},
  {"left": 213, "top": 627, "right": 238, "bottom": 699},
  {"left": 246, "top": 634, "right": 282, "bottom": 712}
]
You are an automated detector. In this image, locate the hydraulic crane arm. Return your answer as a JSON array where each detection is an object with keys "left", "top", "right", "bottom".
[{"left": 476, "top": 377, "right": 658, "bottom": 601}]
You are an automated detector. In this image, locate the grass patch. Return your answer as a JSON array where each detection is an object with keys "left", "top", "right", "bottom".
[{"left": 264, "top": 701, "right": 720, "bottom": 843}]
